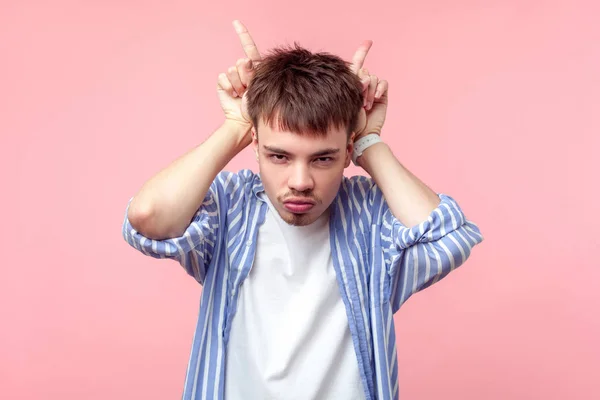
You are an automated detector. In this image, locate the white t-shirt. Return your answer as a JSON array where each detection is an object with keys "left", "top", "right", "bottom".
[{"left": 225, "top": 194, "right": 365, "bottom": 400}]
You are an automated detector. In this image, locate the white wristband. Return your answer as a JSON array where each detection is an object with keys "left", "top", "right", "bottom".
[{"left": 352, "top": 134, "right": 382, "bottom": 165}]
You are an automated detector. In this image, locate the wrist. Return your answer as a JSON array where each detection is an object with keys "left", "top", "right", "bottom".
[
  {"left": 354, "top": 130, "right": 380, "bottom": 143},
  {"left": 356, "top": 141, "right": 389, "bottom": 173},
  {"left": 221, "top": 119, "right": 253, "bottom": 148},
  {"left": 352, "top": 133, "right": 384, "bottom": 166}
]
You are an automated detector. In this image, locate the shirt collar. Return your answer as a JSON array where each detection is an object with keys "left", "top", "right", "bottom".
[{"left": 251, "top": 172, "right": 265, "bottom": 201}]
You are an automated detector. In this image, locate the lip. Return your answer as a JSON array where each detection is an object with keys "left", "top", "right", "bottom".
[{"left": 283, "top": 198, "right": 315, "bottom": 213}]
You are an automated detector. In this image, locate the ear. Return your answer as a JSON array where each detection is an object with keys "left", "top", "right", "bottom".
[
  {"left": 251, "top": 128, "right": 259, "bottom": 160},
  {"left": 344, "top": 132, "right": 355, "bottom": 168}
]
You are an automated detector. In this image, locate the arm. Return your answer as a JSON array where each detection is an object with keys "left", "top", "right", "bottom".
[
  {"left": 350, "top": 55, "right": 439, "bottom": 227},
  {"left": 122, "top": 21, "right": 263, "bottom": 283},
  {"left": 357, "top": 143, "right": 440, "bottom": 228},
  {"left": 127, "top": 20, "right": 261, "bottom": 240},
  {"left": 349, "top": 45, "right": 483, "bottom": 311},
  {"left": 127, "top": 121, "right": 251, "bottom": 240},
  {"left": 361, "top": 136, "right": 483, "bottom": 311},
  {"left": 380, "top": 192, "right": 483, "bottom": 311}
]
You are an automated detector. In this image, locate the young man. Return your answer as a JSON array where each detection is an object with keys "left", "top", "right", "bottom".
[{"left": 122, "top": 21, "right": 482, "bottom": 400}]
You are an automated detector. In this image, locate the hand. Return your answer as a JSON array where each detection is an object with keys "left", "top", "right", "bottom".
[
  {"left": 349, "top": 41, "right": 389, "bottom": 141},
  {"left": 217, "top": 20, "right": 262, "bottom": 129}
]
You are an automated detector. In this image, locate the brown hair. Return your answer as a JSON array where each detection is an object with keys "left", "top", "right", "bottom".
[{"left": 246, "top": 43, "right": 363, "bottom": 138}]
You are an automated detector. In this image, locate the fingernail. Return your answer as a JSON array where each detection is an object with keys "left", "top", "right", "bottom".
[
  {"left": 375, "top": 90, "right": 381, "bottom": 98},
  {"left": 367, "top": 101, "right": 372, "bottom": 110}
]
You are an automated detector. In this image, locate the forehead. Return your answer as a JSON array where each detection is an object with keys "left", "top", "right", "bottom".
[{"left": 257, "top": 120, "right": 347, "bottom": 153}]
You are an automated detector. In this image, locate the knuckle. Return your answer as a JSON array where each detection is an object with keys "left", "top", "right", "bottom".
[{"left": 219, "top": 77, "right": 231, "bottom": 87}]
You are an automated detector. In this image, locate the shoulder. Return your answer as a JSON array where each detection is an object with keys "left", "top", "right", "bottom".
[
  {"left": 213, "top": 169, "right": 261, "bottom": 192},
  {"left": 339, "top": 174, "right": 380, "bottom": 202},
  {"left": 210, "top": 169, "right": 263, "bottom": 210}
]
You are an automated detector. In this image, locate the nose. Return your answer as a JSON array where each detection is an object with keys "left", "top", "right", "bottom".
[{"left": 288, "top": 163, "right": 314, "bottom": 193}]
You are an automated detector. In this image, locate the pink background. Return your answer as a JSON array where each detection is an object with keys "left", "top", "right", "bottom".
[{"left": 2, "top": 0, "right": 598, "bottom": 399}]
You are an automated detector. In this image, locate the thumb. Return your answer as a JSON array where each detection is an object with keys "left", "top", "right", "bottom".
[
  {"left": 246, "top": 58, "right": 255, "bottom": 78},
  {"left": 355, "top": 108, "right": 367, "bottom": 137},
  {"left": 241, "top": 92, "right": 251, "bottom": 123}
]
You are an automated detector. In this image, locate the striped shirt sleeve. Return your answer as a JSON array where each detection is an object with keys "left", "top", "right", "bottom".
[
  {"left": 381, "top": 194, "right": 484, "bottom": 312},
  {"left": 121, "top": 170, "right": 245, "bottom": 284}
]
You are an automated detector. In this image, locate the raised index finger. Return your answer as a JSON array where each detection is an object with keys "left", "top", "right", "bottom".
[
  {"left": 233, "top": 20, "right": 261, "bottom": 62},
  {"left": 350, "top": 40, "right": 373, "bottom": 74}
]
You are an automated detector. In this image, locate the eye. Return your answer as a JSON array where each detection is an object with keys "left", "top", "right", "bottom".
[
  {"left": 269, "top": 154, "right": 288, "bottom": 163},
  {"left": 314, "top": 157, "right": 334, "bottom": 164}
]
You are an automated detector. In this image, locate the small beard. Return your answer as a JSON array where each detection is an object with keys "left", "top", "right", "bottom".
[{"left": 279, "top": 211, "right": 315, "bottom": 226}]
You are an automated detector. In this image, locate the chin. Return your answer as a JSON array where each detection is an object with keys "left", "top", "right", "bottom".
[{"left": 280, "top": 211, "right": 315, "bottom": 226}]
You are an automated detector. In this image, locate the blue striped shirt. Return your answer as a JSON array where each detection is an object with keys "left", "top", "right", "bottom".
[{"left": 122, "top": 169, "right": 483, "bottom": 400}]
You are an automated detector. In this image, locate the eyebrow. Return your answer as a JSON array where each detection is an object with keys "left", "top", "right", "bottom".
[{"left": 263, "top": 145, "right": 341, "bottom": 157}]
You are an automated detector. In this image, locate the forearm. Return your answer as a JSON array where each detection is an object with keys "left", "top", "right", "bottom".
[
  {"left": 128, "top": 120, "right": 251, "bottom": 239},
  {"left": 358, "top": 142, "right": 441, "bottom": 228}
]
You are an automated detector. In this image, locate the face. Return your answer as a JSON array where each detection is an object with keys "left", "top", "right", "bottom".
[{"left": 253, "top": 120, "right": 354, "bottom": 226}]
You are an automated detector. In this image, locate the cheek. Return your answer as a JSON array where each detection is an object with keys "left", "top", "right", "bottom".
[
  {"left": 315, "top": 168, "right": 344, "bottom": 194},
  {"left": 260, "top": 164, "right": 286, "bottom": 191}
]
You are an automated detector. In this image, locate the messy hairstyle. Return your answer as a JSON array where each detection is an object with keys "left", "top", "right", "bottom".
[{"left": 245, "top": 43, "right": 363, "bottom": 138}]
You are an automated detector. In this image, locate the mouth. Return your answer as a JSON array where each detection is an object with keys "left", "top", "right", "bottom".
[{"left": 282, "top": 198, "right": 315, "bottom": 213}]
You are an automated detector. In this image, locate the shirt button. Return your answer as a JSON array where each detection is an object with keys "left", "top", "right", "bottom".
[{"left": 246, "top": 240, "right": 252, "bottom": 247}]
